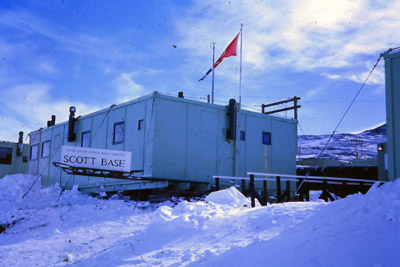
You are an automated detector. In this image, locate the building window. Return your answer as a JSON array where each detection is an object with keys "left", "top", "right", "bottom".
[
  {"left": 262, "top": 132, "right": 271, "bottom": 145},
  {"left": 23, "top": 156, "right": 28, "bottom": 163},
  {"left": 113, "top": 121, "right": 125, "bottom": 144},
  {"left": 81, "top": 131, "right": 91, "bottom": 148},
  {"left": 0, "top": 147, "right": 12, "bottom": 165},
  {"left": 240, "top": 131, "right": 246, "bottom": 141},
  {"left": 30, "top": 144, "right": 38, "bottom": 160},
  {"left": 41, "top": 141, "right": 51, "bottom": 158},
  {"left": 138, "top": 119, "right": 144, "bottom": 131}
]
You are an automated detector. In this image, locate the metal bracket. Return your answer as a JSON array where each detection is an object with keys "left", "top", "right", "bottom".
[{"left": 52, "top": 162, "right": 144, "bottom": 180}]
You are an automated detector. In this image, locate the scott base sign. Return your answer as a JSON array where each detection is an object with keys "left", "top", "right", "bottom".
[{"left": 60, "top": 146, "right": 131, "bottom": 172}]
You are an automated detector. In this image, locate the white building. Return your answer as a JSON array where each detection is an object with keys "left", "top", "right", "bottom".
[
  {"left": 0, "top": 132, "right": 28, "bottom": 178},
  {"left": 28, "top": 92, "right": 298, "bottom": 193}
]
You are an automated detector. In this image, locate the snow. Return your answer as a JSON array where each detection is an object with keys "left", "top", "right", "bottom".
[
  {"left": 1, "top": 174, "right": 399, "bottom": 266},
  {"left": 298, "top": 124, "right": 387, "bottom": 161}
]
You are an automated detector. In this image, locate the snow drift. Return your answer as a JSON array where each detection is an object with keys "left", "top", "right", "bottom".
[{"left": 0, "top": 174, "right": 399, "bottom": 266}]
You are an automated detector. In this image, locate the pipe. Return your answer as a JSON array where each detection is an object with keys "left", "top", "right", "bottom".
[
  {"left": 228, "top": 98, "right": 237, "bottom": 140},
  {"left": 16, "top": 131, "right": 23, "bottom": 156},
  {"left": 68, "top": 106, "right": 76, "bottom": 142}
]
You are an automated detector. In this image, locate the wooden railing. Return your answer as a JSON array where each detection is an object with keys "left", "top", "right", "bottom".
[{"left": 213, "top": 172, "right": 387, "bottom": 208}]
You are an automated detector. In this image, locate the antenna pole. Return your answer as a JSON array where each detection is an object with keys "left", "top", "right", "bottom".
[
  {"left": 211, "top": 42, "right": 216, "bottom": 104},
  {"left": 239, "top": 24, "right": 243, "bottom": 109}
]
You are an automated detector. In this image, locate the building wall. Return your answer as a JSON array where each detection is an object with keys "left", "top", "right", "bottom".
[
  {"left": 383, "top": 50, "right": 400, "bottom": 181},
  {"left": 0, "top": 141, "right": 28, "bottom": 178},
  {"left": 28, "top": 92, "right": 297, "bottom": 192},
  {"left": 28, "top": 95, "right": 158, "bottom": 191},
  {"left": 151, "top": 95, "right": 297, "bottom": 188}
]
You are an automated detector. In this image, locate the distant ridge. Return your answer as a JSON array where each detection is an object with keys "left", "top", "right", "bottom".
[
  {"left": 298, "top": 124, "right": 387, "bottom": 162},
  {"left": 359, "top": 123, "right": 386, "bottom": 136}
]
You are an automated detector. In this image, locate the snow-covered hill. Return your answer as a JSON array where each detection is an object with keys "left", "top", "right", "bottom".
[
  {"left": 298, "top": 124, "right": 387, "bottom": 162},
  {"left": 1, "top": 174, "right": 399, "bottom": 266}
]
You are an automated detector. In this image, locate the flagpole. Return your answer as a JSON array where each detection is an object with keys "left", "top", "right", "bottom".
[
  {"left": 239, "top": 24, "right": 243, "bottom": 110},
  {"left": 211, "top": 42, "right": 216, "bottom": 104}
]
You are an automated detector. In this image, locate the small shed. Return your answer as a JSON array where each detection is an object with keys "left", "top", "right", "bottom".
[{"left": 0, "top": 132, "right": 29, "bottom": 178}]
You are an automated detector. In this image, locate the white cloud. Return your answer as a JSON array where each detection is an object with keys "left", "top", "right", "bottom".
[
  {"left": 0, "top": 8, "right": 132, "bottom": 65},
  {"left": 306, "top": 87, "right": 325, "bottom": 98},
  {"left": 112, "top": 72, "right": 146, "bottom": 102},
  {"left": 177, "top": 0, "right": 400, "bottom": 84},
  {"left": 0, "top": 83, "right": 99, "bottom": 141},
  {"left": 37, "top": 61, "right": 57, "bottom": 75}
]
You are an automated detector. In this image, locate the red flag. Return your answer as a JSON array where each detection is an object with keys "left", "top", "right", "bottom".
[{"left": 213, "top": 33, "right": 239, "bottom": 69}]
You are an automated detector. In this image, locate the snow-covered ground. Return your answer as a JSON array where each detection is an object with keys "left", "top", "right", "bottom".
[{"left": 1, "top": 174, "right": 399, "bottom": 266}]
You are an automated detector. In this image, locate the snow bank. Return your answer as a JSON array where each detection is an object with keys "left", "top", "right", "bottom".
[
  {"left": 0, "top": 174, "right": 41, "bottom": 202},
  {"left": 196, "top": 180, "right": 400, "bottom": 267},
  {"left": 205, "top": 186, "right": 255, "bottom": 207},
  {"left": 1, "top": 175, "right": 399, "bottom": 266},
  {"left": 141, "top": 187, "right": 260, "bottom": 242}
]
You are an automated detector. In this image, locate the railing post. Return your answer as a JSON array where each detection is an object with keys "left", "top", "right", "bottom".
[
  {"left": 263, "top": 180, "right": 268, "bottom": 204},
  {"left": 241, "top": 179, "right": 246, "bottom": 194},
  {"left": 276, "top": 176, "right": 281, "bottom": 203},
  {"left": 322, "top": 179, "right": 328, "bottom": 202},
  {"left": 342, "top": 180, "right": 347, "bottom": 198},
  {"left": 215, "top": 177, "right": 220, "bottom": 191},
  {"left": 305, "top": 180, "right": 310, "bottom": 201},
  {"left": 359, "top": 181, "right": 364, "bottom": 194},
  {"left": 250, "top": 174, "right": 255, "bottom": 208},
  {"left": 286, "top": 180, "right": 291, "bottom": 201}
]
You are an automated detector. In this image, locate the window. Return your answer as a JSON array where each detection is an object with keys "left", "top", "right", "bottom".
[
  {"left": 41, "top": 141, "right": 51, "bottom": 158},
  {"left": 113, "top": 121, "right": 125, "bottom": 144},
  {"left": 23, "top": 156, "right": 28, "bottom": 163},
  {"left": 30, "top": 144, "right": 38, "bottom": 160},
  {"left": 262, "top": 132, "right": 271, "bottom": 145},
  {"left": 240, "top": 131, "right": 246, "bottom": 141},
  {"left": 81, "top": 131, "right": 91, "bottom": 148},
  {"left": 0, "top": 147, "right": 12, "bottom": 165},
  {"left": 138, "top": 119, "right": 144, "bottom": 131}
]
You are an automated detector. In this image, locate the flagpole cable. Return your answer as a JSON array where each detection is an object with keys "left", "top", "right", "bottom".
[
  {"left": 239, "top": 24, "right": 243, "bottom": 110},
  {"left": 211, "top": 42, "right": 216, "bottom": 104}
]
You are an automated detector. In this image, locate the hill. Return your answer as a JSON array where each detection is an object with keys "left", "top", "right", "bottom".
[{"left": 298, "top": 124, "right": 387, "bottom": 162}]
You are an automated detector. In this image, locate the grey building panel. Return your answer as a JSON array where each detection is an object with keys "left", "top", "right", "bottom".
[
  {"left": 28, "top": 92, "right": 298, "bottom": 192},
  {"left": 0, "top": 141, "right": 29, "bottom": 178}
]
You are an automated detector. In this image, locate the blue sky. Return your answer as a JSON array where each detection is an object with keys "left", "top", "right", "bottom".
[{"left": 1, "top": 0, "right": 399, "bottom": 141}]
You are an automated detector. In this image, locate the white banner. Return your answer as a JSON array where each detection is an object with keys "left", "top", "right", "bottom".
[{"left": 60, "top": 146, "right": 131, "bottom": 172}]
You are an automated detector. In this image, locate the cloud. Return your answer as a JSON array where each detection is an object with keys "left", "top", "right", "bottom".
[
  {"left": 112, "top": 72, "right": 146, "bottom": 102},
  {"left": 177, "top": 0, "right": 400, "bottom": 84},
  {"left": 0, "top": 8, "right": 133, "bottom": 67},
  {"left": 306, "top": 87, "right": 326, "bottom": 98},
  {"left": 36, "top": 60, "right": 57, "bottom": 75},
  {"left": 0, "top": 83, "right": 99, "bottom": 141}
]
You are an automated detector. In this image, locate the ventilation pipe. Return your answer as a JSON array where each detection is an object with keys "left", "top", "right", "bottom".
[
  {"left": 68, "top": 106, "right": 76, "bottom": 142},
  {"left": 16, "top": 131, "right": 23, "bottom": 156},
  {"left": 227, "top": 98, "right": 237, "bottom": 141},
  {"left": 178, "top": 91, "right": 184, "bottom": 98},
  {"left": 47, "top": 115, "right": 56, "bottom": 127}
]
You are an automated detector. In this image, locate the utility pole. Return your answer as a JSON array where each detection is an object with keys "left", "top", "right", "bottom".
[
  {"left": 351, "top": 139, "right": 363, "bottom": 160},
  {"left": 211, "top": 42, "right": 216, "bottom": 104}
]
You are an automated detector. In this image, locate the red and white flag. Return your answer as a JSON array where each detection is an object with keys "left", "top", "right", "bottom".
[
  {"left": 199, "top": 33, "right": 240, "bottom": 81},
  {"left": 213, "top": 33, "right": 239, "bottom": 69}
]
